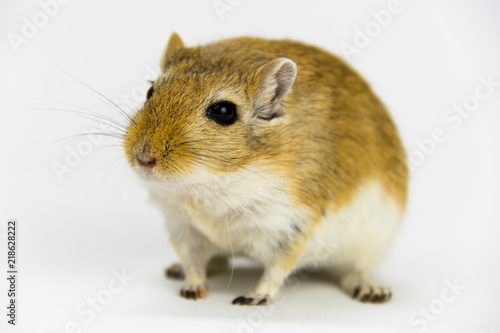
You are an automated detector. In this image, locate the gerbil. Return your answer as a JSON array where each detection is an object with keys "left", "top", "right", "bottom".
[{"left": 124, "top": 32, "right": 408, "bottom": 305}]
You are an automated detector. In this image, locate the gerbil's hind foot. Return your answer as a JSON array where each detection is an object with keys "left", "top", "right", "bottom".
[
  {"left": 232, "top": 293, "right": 271, "bottom": 306},
  {"left": 180, "top": 282, "right": 210, "bottom": 300},
  {"left": 352, "top": 284, "right": 392, "bottom": 303},
  {"left": 165, "top": 263, "right": 184, "bottom": 280},
  {"left": 340, "top": 271, "right": 392, "bottom": 303}
]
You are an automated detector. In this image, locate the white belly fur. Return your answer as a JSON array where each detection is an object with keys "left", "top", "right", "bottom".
[
  {"left": 298, "top": 180, "right": 404, "bottom": 273},
  {"left": 148, "top": 175, "right": 404, "bottom": 273}
]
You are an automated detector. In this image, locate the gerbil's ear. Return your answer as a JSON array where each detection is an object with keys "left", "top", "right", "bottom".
[
  {"left": 160, "top": 32, "right": 185, "bottom": 72},
  {"left": 252, "top": 58, "right": 297, "bottom": 120}
]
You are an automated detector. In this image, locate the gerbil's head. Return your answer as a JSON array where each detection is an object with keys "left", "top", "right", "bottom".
[{"left": 124, "top": 32, "right": 296, "bottom": 188}]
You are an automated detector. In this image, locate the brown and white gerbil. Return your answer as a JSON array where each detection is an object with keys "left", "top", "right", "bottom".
[{"left": 123, "top": 32, "right": 408, "bottom": 305}]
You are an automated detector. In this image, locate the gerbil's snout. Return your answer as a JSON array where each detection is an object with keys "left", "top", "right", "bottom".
[
  {"left": 132, "top": 141, "right": 157, "bottom": 169},
  {"left": 136, "top": 154, "right": 157, "bottom": 168}
]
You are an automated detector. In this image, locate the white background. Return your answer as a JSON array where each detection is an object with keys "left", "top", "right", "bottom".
[{"left": 1, "top": 0, "right": 499, "bottom": 332}]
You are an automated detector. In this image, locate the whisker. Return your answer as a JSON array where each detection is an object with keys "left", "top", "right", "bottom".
[
  {"left": 94, "top": 144, "right": 124, "bottom": 151},
  {"left": 43, "top": 58, "right": 138, "bottom": 127},
  {"left": 54, "top": 132, "right": 125, "bottom": 144},
  {"left": 28, "top": 101, "right": 130, "bottom": 130},
  {"left": 26, "top": 97, "right": 132, "bottom": 128},
  {"left": 58, "top": 110, "right": 128, "bottom": 134},
  {"left": 16, "top": 107, "right": 129, "bottom": 135},
  {"left": 223, "top": 221, "right": 236, "bottom": 293},
  {"left": 189, "top": 152, "right": 281, "bottom": 188},
  {"left": 173, "top": 139, "right": 210, "bottom": 148}
]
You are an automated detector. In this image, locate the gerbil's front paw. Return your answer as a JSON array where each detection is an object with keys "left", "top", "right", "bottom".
[
  {"left": 180, "top": 283, "right": 209, "bottom": 300},
  {"left": 165, "top": 263, "right": 184, "bottom": 280},
  {"left": 352, "top": 284, "right": 392, "bottom": 303},
  {"left": 232, "top": 293, "right": 272, "bottom": 306}
]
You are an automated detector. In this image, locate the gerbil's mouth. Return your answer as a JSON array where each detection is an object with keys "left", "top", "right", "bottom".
[
  {"left": 132, "top": 160, "right": 217, "bottom": 192},
  {"left": 134, "top": 163, "right": 158, "bottom": 179},
  {"left": 133, "top": 162, "right": 185, "bottom": 189}
]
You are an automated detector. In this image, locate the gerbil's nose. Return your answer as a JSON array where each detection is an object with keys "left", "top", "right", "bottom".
[{"left": 136, "top": 154, "right": 157, "bottom": 168}]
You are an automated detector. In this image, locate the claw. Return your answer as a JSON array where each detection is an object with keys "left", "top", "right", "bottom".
[
  {"left": 232, "top": 294, "right": 270, "bottom": 306},
  {"left": 180, "top": 283, "right": 208, "bottom": 301}
]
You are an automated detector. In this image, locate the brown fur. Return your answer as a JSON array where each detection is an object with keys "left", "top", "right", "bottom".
[{"left": 124, "top": 34, "right": 408, "bottom": 221}]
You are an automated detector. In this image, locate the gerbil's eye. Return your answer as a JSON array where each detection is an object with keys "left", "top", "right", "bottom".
[
  {"left": 206, "top": 101, "right": 237, "bottom": 126},
  {"left": 146, "top": 85, "right": 154, "bottom": 101}
]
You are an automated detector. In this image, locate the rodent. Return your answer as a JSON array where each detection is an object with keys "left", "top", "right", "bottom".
[{"left": 123, "top": 32, "right": 408, "bottom": 305}]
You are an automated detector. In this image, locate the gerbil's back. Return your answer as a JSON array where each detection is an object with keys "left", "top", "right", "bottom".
[{"left": 186, "top": 37, "right": 409, "bottom": 216}]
